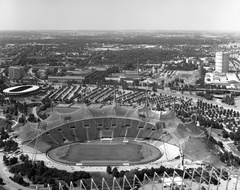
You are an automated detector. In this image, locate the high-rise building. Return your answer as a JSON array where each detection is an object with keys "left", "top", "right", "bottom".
[
  {"left": 9, "top": 66, "right": 24, "bottom": 80},
  {"left": 215, "top": 52, "right": 229, "bottom": 73}
]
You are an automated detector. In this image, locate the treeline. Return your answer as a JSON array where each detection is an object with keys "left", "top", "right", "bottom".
[
  {"left": 0, "top": 127, "right": 18, "bottom": 152},
  {"left": 3, "top": 100, "right": 28, "bottom": 115},
  {"left": 4, "top": 154, "right": 91, "bottom": 190},
  {"left": 2, "top": 98, "right": 41, "bottom": 124},
  {"left": 96, "top": 48, "right": 180, "bottom": 65},
  {"left": 0, "top": 139, "right": 18, "bottom": 152},
  {"left": 0, "top": 31, "right": 231, "bottom": 46},
  {"left": 196, "top": 91, "right": 213, "bottom": 100},
  {"left": 83, "top": 66, "right": 119, "bottom": 85},
  {"left": 222, "top": 94, "right": 235, "bottom": 105},
  {"left": 165, "top": 62, "right": 198, "bottom": 71}
]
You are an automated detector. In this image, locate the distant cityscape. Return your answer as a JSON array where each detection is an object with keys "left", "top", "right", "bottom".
[{"left": 1, "top": 31, "right": 240, "bottom": 88}]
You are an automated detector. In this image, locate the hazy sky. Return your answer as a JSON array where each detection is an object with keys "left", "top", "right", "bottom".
[{"left": 0, "top": 0, "right": 240, "bottom": 31}]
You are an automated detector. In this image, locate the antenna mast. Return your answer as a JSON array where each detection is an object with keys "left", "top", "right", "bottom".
[
  {"left": 32, "top": 122, "right": 47, "bottom": 162},
  {"left": 137, "top": 59, "right": 139, "bottom": 76},
  {"left": 146, "top": 82, "right": 149, "bottom": 118},
  {"left": 113, "top": 85, "right": 117, "bottom": 107}
]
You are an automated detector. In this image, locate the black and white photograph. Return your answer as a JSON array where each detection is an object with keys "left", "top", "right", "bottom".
[{"left": 0, "top": 0, "right": 240, "bottom": 190}]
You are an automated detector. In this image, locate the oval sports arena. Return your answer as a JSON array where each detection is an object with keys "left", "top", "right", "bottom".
[
  {"left": 3, "top": 85, "right": 41, "bottom": 96},
  {"left": 17, "top": 103, "right": 220, "bottom": 168}
]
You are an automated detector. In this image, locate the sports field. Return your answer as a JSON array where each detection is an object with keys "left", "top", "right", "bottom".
[{"left": 47, "top": 141, "right": 162, "bottom": 166}]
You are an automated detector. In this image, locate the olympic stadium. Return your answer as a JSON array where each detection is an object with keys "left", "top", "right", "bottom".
[
  {"left": 16, "top": 103, "right": 220, "bottom": 165},
  {"left": 12, "top": 100, "right": 240, "bottom": 190},
  {"left": 3, "top": 85, "right": 41, "bottom": 97}
]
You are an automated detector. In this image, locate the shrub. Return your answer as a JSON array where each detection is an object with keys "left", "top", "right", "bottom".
[
  {"left": 237, "top": 146, "right": 240, "bottom": 152},
  {"left": 0, "top": 177, "right": 3, "bottom": 184}
]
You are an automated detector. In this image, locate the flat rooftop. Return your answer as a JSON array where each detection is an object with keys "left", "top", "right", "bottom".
[{"left": 66, "top": 69, "right": 93, "bottom": 76}]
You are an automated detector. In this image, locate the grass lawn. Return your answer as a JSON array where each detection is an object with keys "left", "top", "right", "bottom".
[
  {"left": 48, "top": 142, "right": 161, "bottom": 165},
  {"left": 53, "top": 143, "right": 141, "bottom": 162}
]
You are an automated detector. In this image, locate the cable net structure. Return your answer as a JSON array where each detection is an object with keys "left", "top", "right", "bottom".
[
  {"left": 181, "top": 136, "right": 222, "bottom": 166},
  {"left": 159, "top": 117, "right": 222, "bottom": 167},
  {"left": 15, "top": 104, "right": 223, "bottom": 167},
  {"left": 36, "top": 167, "right": 240, "bottom": 190},
  {"left": 12, "top": 103, "right": 240, "bottom": 190}
]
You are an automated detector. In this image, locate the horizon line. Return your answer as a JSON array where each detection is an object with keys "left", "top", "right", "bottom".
[{"left": 0, "top": 29, "right": 240, "bottom": 32}]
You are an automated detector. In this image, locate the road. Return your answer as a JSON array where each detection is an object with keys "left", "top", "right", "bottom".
[{"left": 32, "top": 106, "right": 42, "bottom": 121}]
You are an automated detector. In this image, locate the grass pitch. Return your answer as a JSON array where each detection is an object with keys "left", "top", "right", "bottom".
[{"left": 48, "top": 141, "right": 162, "bottom": 165}]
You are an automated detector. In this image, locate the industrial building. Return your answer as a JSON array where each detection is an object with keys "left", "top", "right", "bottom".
[
  {"left": 105, "top": 70, "right": 149, "bottom": 83},
  {"left": 215, "top": 52, "right": 229, "bottom": 73},
  {"left": 48, "top": 67, "right": 111, "bottom": 83},
  {"left": 48, "top": 76, "right": 84, "bottom": 83}
]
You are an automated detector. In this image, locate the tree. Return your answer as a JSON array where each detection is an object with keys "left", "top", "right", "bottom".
[
  {"left": 25, "top": 154, "right": 29, "bottom": 161},
  {"left": 28, "top": 114, "right": 37, "bottom": 122},
  {"left": 14, "top": 173, "right": 23, "bottom": 184},
  {"left": 14, "top": 110, "right": 18, "bottom": 116},
  {"left": 196, "top": 92, "right": 204, "bottom": 97},
  {"left": 234, "top": 130, "right": 240, "bottom": 142},
  {"left": 5, "top": 113, "right": 12, "bottom": 120},
  {"left": 1, "top": 130, "right": 9, "bottom": 140},
  {"left": 27, "top": 168, "right": 36, "bottom": 179},
  {"left": 222, "top": 131, "right": 229, "bottom": 139},
  {"left": 36, "top": 165, "right": 46, "bottom": 176},
  {"left": 18, "top": 116, "right": 25, "bottom": 124},
  {"left": 175, "top": 186, "right": 180, "bottom": 190},
  {"left": 0, "top": 139, "right": 4, "bottom": 148},
  {"left": 112, "top": 167, "right": 120, "bottom": 178},
  {"left": 106, "top": 166, "right": 112, "bottom": 174},
  {"left": 123, "top": 62, "right": 134, "bottom": 70},
  {"left": 19, "top": 154, "right": 26, "bottom": 162},
  {"left": 237, "top": 146, "right": 240, "bottom": 152},
  {"left": 229, "top": 132, "right": 235, "bottom": 140},
  {"left": 204, "top": 92, "right": 213, "bottom": 100},
  {"left": 9, "top": 157, "right": 18, "bottom": 165},
  {"left": 47, "top": 177, "right": 55, "bottom": 185},
  {"left": 119, "top": 170, "right": 125, "bottom": 178},
  {"left": 11, "top": 141, "right": 18, "bottom": 151},
  {"left": 152, "top": 85, "right": 158, "bottom": 92},
  {"left": 4, "top": 158, "right": 9, "bottom": 166},
  {"left": 222, "top": 94, "right": 235, "bottom": 105}
]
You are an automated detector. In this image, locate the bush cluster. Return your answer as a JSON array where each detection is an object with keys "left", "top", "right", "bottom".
[{"left": 5, "top": 154, "right": 91, "bottom": 190}]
